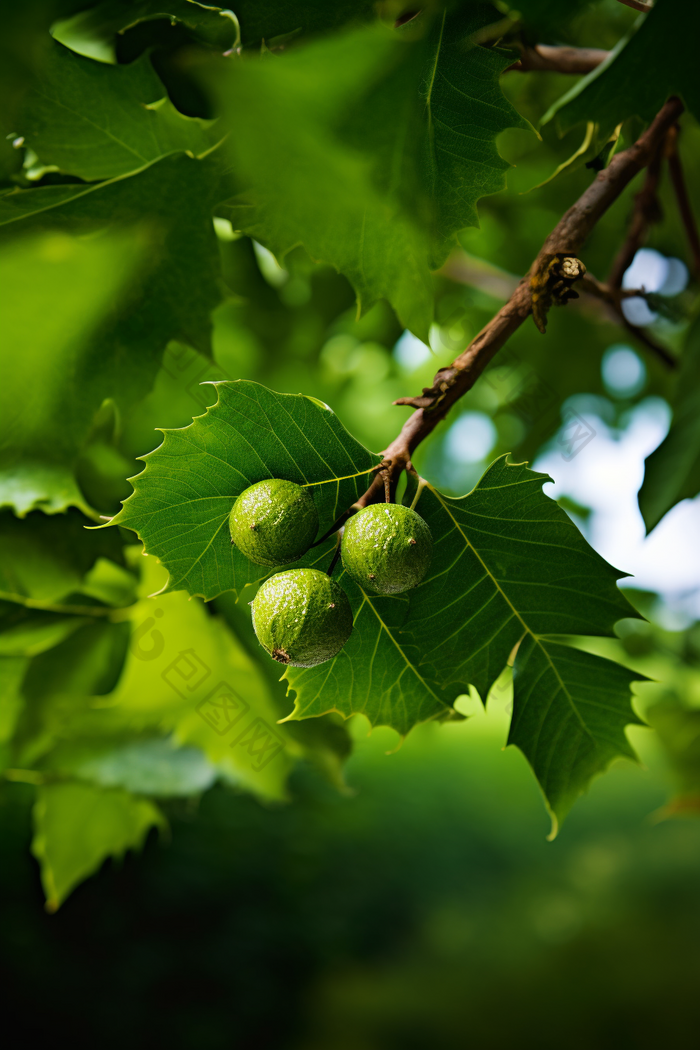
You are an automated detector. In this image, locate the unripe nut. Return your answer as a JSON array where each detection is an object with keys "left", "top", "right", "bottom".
[
  {"left": 251, "top": 568, "right": 353, "bottom": 667},
  {"left": 342, "top": 503, "right": 432, "bottom": 594},
  {"left": 229, "top": 479, "right": 318, "bottom": 567}
]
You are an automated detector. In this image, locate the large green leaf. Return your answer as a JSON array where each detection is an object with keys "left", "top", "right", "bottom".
[
  {"left": 639, "top": 316, "right": 700, "bottom": 532},
  {"left": 0, "top": 155, "right": 224, "bottom": 514},
  {"left": 112, "top": 380, "right": 381, "bottom": 600},
  {"left": 399, "top": 460, "right": 643, "bottom": 829},
  {"left": 19, "top": 43, "right": 216, "bottom": 181},
  {"left": 31, "top": 781, "right": 165, "bottom": 910},
  {"left": 213, "top": 6, "right": 528, "bottom": 340},
  {"left": 541, "top": 1, "right": 700, "bottom": 147}
]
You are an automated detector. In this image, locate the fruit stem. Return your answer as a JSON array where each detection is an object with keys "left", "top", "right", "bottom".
[{"left": 382, "top": 468, "right": 393, "bottom": 504}]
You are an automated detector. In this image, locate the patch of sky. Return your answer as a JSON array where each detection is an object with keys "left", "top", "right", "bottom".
[
  {"left": 602, "top": 345, "right": 646, "bottom": 399},
  {"left": 393, "top": 330, "right": 433, "bottom": 371},
  {"left": 535, "top": 396, "right": 700, "bottom": 625}
]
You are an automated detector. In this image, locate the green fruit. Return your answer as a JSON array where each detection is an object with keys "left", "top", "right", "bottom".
[
  {"left": 341, "top": 503, "right": 432, "bottom": 594},
  {"left": 229, "top": 479, "right": 318, "bottom": 567},
  {"left": 251, "top": 568, "right": 353, "bottom": 667}
]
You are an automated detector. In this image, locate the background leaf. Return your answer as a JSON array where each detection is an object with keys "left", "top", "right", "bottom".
[
  {"left": 639, "top": 315, "right": 700, "bottom": 532},
  {"left": 31, "top": 781, "right": 165, "bottom": 910},
  {"left": 541, "top": 2, "right": 700, "bottom": 147},
  {"left": 19, "top": 42, "right": 216, "bottom": 180},
  {"left": 0, "top": 231, "right": 143, "bottom": 516},
  {"left": 51, "top": 0, "right": 238, "bottom": 64},
  {"left": 0, "top": 154, "right": 225, "bottom": 514},
  {"left": 213, "top": 6, "right": 527, "bottom": 340}
]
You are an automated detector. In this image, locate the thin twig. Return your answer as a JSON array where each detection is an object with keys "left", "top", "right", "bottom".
[
  {"left": 353, "top": 96, "right": 684, "bottom": 509},
  {"left": 607, "top": 139, "right": 664, "bottom": 289},
  {"left": 579, "top": 274, "right": 650, "bottom": 302},
  {"left": 507, "top": 44, "right": 609, "bottom": 75},
  {"left": 326, "top": 533, "right": 342, "bottom": 576},
  {"left": 666, "top": 124, "right": 700, "bottom": 276},
  {"left": 579, "top": 275, "right": 678, "bottom": 369}
]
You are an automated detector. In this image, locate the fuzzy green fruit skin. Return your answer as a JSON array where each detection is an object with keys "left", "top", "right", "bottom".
[
  {"left": 251, "top": 568, "right": 353, "bottom": 667},
  {"left": 229, "top": 479, "right": 318, "bottom": 567},
  {"left": 342, "top": 504, "right": 432, "bottom": 594}
]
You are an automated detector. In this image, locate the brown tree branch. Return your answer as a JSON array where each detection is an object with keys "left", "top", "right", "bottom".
[
  {"left": 507, "top": 43, "right": 609, "bottom": 75},
  {"left": 355, "top": 96, "right": 684, "bottom": 508},
  {"left": 666, "top": 124, "right": 700, "bottom": 276}
]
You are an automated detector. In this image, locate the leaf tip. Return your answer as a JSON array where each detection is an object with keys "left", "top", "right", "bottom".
[{"left": 546, "top": 812, "right": 559, "bottom": 842}]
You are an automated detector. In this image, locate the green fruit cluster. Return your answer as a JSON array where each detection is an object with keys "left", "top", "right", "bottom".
[{"left": 230, "top": 481, "right": 432, "bottom": 668}]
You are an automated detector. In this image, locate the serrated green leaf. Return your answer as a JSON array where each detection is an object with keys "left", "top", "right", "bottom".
[
  {"left": 112, "top": 380, "right": 381, "bottom": 600},
  {"left": 52, "top": 0, "right": 238, "bottom": 64},
  {"left": 31, "top": 781, "right": 165, "bottom": 910},
  {"left": 541, "top": 2, "right": 700, "bottom": 148},
  {"left": 19, "top": 43, "right": 216, "bottom": 180},
  {"left": 639, "top": 315, "right": 700, "bottom": 533},
  {"left": 509, "top": 638, "right": 644, "bottom": 835},
  {"left": 398, "top": 458, "right": 642, "bottom": 828},
  {"left": 213, "top": 6, "right": 528, "bottom": 339}
]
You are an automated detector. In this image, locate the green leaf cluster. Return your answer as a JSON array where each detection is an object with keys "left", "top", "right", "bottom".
[{"left": 2, "top": 0, "right": 698, "bottom": 907}]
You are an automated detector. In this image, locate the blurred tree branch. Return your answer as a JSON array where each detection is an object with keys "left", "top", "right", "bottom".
[
  {"left": 616, "top": 0, "right": 653, "bottom": 13},
  {"left": 507, "top": 44, "right": 609, "bottom": 75},
  {"left": 666, "top": 124, "right": 700, "bottom": 277}
]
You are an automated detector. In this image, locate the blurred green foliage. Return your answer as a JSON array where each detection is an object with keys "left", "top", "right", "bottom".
[{"left": 0, "top": 16, "right": 700, "bottom": 1041}]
